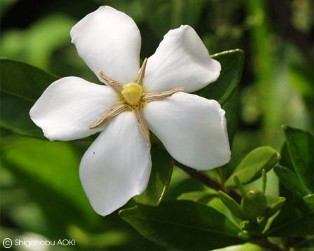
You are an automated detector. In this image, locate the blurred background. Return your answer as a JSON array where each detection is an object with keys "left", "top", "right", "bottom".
[{"left": 1, "top": 0, "right": 313, "bottom": 250}]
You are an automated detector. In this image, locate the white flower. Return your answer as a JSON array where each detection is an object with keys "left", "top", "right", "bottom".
[{"left": 30, "top": 6, "right": 231, "bottom": 216}]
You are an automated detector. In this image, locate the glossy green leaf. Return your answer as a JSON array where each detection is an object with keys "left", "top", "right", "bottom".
[
  {"left": 198, "top": 49, "right": 244, "bottom": 105},
  {"left": 274, "top": 165, "right": 310, "bottom": 198},
  {"left": 119, "top": 200, "right": 243, "bottom": 250},
  {"left": 197, "top": 49, "right": 243, "bottom": 145},
  {"left": 225, "top": 147, "right": 280, "bottom": 187},
  {"left": 0, "top": 58, "right": 57, "bottom": 138},
  {"left": 218, "top": 190, "right": 245, "bottom": 220},
  {"left": 177, "top": 191, "right": 215, "bottom": 204},
  {"left": 134, "top": 146, "right": 173, "bottom": 206},
  {"left": 283, "top": 126, "right": 313, "bottom": 192}
]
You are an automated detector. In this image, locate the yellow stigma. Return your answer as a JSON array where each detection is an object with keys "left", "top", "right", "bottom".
[{"left": 121, "top": 83, "right": 143, "bottom": 106}]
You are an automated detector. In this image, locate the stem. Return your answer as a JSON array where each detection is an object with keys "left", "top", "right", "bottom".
[
  {"left": 217, "top": 167, "right": 226, "bottom": 184},
  {"left": 175, "top": 161, "right": 241, "bottom": 203}
]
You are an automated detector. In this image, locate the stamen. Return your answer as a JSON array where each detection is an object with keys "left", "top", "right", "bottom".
[
  {"left": 90, "top": 104, "right": 131, "bottom": 129},
  {"left": 135, "top": 58, "right": 148, "bottom": 85},
  {"left": 142, "top": 87, "right": 185, "bottom": 102},
  {"left": 99, "top": 71, "right": 123, "bottom": 93},
  {"left": 133, "top": 107, "right": 151, "bottom": 147}
]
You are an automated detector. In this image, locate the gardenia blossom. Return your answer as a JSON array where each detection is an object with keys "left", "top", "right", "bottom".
[{"left": 30, "top": 6, "right": 231, "bottom": 216}]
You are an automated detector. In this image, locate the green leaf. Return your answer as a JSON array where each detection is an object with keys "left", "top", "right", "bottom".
[
  {"left": 197, "top": 49, "right": 244, "bottom": 144},
  {"left": 134, "top": 146, "right": 173, "bottom": 206},
  {"left": 218, "top": 190, "right": 245, "bottom": 220},
  {"left": 274, "top": 165, "right": 310, "bottom": 198},
  {"left": 198, "top": 49, "right": 244, "bottom": 105},
  {"left": 1, "top": 137, "right": 97, "bottom": 235},
  {"left": 177, "top": 191, "right": 215, "bottom": 204},
  {"left": 283, "top": 126, "right": 313, "bottom": 192},
  {"left": 0, "top": 58, "right": 57, "bottom": 138},
  {"left": 303, "top": 194, "right": 314, "bottom": 211},
  {"left": 119, "top": 200, "right": 243, "bottom": 250},
  {"left": 268, "top": 197, "right": 314, "bottom": 237},
  {"left": 265, "top": 195, "right": 286, "bottom": 217},
  {"left": 225, "top": 146, "right": 280, "bottom": 187}
]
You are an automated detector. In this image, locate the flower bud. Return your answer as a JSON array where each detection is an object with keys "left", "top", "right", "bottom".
[{"left": 241, "top": 190, "right": 267, "bottom": 221}]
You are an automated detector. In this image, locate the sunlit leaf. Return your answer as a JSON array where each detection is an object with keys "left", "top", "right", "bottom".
[
  {"left": 225, "top": 147, "right": 280, "bottom": 187},
  {"left": 119, "top": 200, "right": 243, "bottom": 250},
  {"left": 134, "top": 146, "right": 173, "bottom": 206},
  {"left": 0, "top": 58, "right": 57, "bottom": 138}
]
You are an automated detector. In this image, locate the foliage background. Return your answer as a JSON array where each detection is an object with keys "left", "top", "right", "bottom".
[{"left": 0, "top": 0, "right": 313, "bottom": 250}]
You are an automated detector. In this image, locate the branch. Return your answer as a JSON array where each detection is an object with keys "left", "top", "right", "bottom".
[{"left": 175, "top": 161, "right": 242, "bottom": 203}]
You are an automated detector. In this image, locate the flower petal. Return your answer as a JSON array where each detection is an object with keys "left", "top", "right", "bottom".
[
  {"left": 70, "top": 6, "right": 141, "bottom": 84},
  {"left": 30, "top": 77, "right": 118, "bottom": 141},
  {"left": 79, "top": 112, "right": 151, "bottom": 216},
  {"left": 144, "top": 25, "right": 220, "bottom": 93},
  {"left": 144, "top": 92, "right": 230, "bottom": 170}
]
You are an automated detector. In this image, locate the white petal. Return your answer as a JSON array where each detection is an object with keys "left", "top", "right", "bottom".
[
  {"left": 79, "top": 112, "right": 151, "bottom": 216},
  {"left": 30, "top": 77, "right": 118, "bottom": 141},
  {"left": 144, "top": 25, "right": 221, "bottom": 93},
  {"left": 144, "top": 92, "right": 230, "bottom": 170},
  {"left": 70, "top": 6, "right": 141, "bottom": 84}
]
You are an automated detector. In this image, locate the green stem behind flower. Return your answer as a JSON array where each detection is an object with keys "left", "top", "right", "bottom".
[{"left": 174, "top": 161, "right": 241, "bottom": 203}]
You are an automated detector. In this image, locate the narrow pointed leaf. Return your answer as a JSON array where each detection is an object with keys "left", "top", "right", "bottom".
[
  {"left": 134, "top": 146, "right": 173, "bottom": 206},
  {"left": 0, "top": 58, "right": 57, "bottom": 138},
  {"left": 225, "top": 146, "right": 280, "bottom": 186},
  {"left": 265, "top": 195, "right": 286, "bottom": 217},
  {"left": 119, "top": 200, "right": 243, "bottom": 250},
  {"left": 218, "top": 190, "right": 245, "bottom": 220}
]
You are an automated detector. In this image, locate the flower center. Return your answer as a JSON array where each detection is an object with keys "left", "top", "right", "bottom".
[
  {"left": 91, "top": 58, "right": 185, "bottom": 147},
  {"left": 121, "top": 82, "right": 143, "bottom": 106}
]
